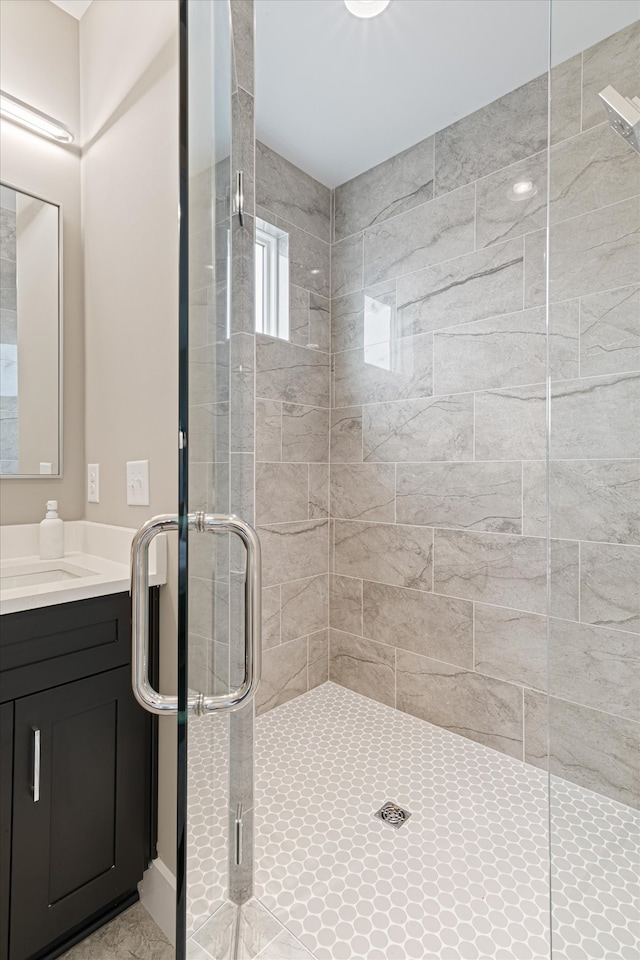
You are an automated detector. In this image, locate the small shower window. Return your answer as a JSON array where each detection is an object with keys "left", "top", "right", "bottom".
[{"left": 255, "top": 218, "right": 289, "bottom": 340}]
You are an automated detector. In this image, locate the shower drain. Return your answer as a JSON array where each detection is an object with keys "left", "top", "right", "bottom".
[{"left": 374, "top": 801, "right": 412, "bottom": 829}]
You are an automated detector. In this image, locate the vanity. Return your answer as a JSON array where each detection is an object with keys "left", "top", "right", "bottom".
[{"left": 0, "top": 523, "right": 166, "bottom": 960}]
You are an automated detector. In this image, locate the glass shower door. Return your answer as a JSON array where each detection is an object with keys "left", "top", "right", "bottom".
[
  {"left": 547, "top": 3, "right": 640, "bottom": 958},
  {"left": 179, "top": 0, "right": 257, "bottom": 956}
]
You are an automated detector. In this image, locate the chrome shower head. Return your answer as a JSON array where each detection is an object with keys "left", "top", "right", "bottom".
[{"left": 599, "top": 85, "right": 640, "bottom": 154}]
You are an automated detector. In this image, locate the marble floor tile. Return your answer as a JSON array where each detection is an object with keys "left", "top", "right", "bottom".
[{"left": 59, "top": 902, "right": 173, "bottom": 960}]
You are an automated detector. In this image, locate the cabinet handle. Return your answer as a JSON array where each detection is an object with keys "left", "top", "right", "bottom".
[{"left": 32, "top": 727, "right": 41, "bottom": 803}]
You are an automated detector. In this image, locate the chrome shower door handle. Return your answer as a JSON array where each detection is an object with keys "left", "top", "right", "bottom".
[{"left": 130, "top": 512, "right": 261, "bottom": 717}]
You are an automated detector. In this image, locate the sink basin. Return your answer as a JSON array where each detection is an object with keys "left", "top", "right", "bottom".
[{"left": 0, "top": 559, "right": 98, "bottom": 590}]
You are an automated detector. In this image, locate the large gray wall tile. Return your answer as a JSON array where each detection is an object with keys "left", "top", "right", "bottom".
[
  {"left": 550, "top": 122, "right": 640, "bottom": 225},
  {"left": 364, "top": 184, "right": 475, "bottom": 286},
  {"left": 330, "top": 406, "right": 362, "bottom": 463},
  {"left": 549, "top": 618, "right": 640, "bottom": 721},
  {"left": 434, "top": 304, "right": 578, "bottom": 395},
  {"left": 256, "top": 140, "right": 331, "bottom": 242},
  {"left": 331, "top": 291, "right": 365, "bottom": 354},
  {"left": 434, "top": 75, "right": 547, "bottom": 196},
  {"left": 396, "top": 650, "right": 524, "bottom": 759},
  {"left": 330, "top": 574, "right": 363, "bottom": 636},
  {"left": 329, "top": 630, "right": 395, "bottom": 708},
  {"left": 582, "top": 21, "right": 640, "bottom": 131},
  {"left": 580, "top": 542, "right": 640, "bottom": 634},
  {"left": 524, "top": 688, "right": 548, "bottom": 769},
  {"left": 262, "top": 585, "right": 281, "bottom": 650},
  {"left": 397, "top": 238, "right": 524, "bottom": 336},
  {"left": 330, "top": 463, "right": 395, "bottom": 522},
  {"left": 333, "top": 333, "right": 433, "bottom": 407},
  {"left": 475, "top": 604, "right": 547, "bottom": 691},
  {"left": 331, "top": 281, "right": 396, "bottom": 354},
  {"left": 475, "top": 151, "right": 547, "bottom": 248},
  {"left": 550, "top": 372, "right": 640, "bottom": 459},
  {"left": 524, "top": 459, "right": 640, "bottom": 544},
  {"left": 547, "top": 697, "right": 640, "bottom": 808},
  {"left": 475, "top": 384, "right": 547, "bottom": 461},
  {"left": 309, "top": 629, "right": 329, "bottom": 688},
  {"left": 256, "top": 637, "right": 308, "bottom": 715},
  {"left": 549, "top": 198, "right": 640, "bottom": 303},
  {"left": 550, "top": 54, "right": 581, "bottom": 145},
  {"left": 284, "top": 219, "right": 330, "bottom": 298},
  {"left": 309, "top": 294, "right": 331, "bottom": 353},
  {"left": 362, "top": 581, "right": 473, "bottom": 667},
  {"left": 434, "top": 529, "right": 548, "bottom": 612},
  {"left": 281, "top": 575, "right": 328, "bottom": 643},
  {"left": 334, "top": 520, "right": 433, "bottom": 591},
  {"left": 580, "top": 285, "right": 640, "bottom": 378},
  {"left": 256, "top": 399, "right": 281, "bottom": 461},
  {"left": 362, "top": 395, "right": 474, "bottom": 463},
  {"left": 256, "top": 335, "right": 330, "bottom": 407},
  {"left": 334, "top": 136, "right": 434, "bottom": 241},
  {"left": 332, "top": 233, "right": 363, "bottom": 298},
  {"left": 281, "top": 403, "right": 330, "bottom": 463},
  {"left": 256, "top": 463, "right": 308, "bottom": 523},
  {"left": 524, "top": 229, "right": 546, "bottom": 309},
  {"left": 396, "top": 461, "right": 522, "bottom": 534},
  {"left": 309, "top": 463, "right": 329, "bottom": 519},
  {"left": 259, "top": 520, "right": 328, "bottom": 588},
  {"left": 434, "top": 530, "right": 578, "bottom": 617}
]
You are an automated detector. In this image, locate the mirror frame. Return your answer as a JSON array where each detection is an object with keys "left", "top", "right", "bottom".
[{"left": 0, "top": 180, "right": 63, "bottom": 479}]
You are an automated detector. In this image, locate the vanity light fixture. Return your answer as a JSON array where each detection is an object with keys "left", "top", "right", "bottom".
[
  {"left": 509, "top": 179, "right": 537, "bottom": 201},
  {"left": 0, "top": 90, "right": 74, "bottom": 143},
  {"left": 345, "top": 0, "right": 391, "bottom": 19}
]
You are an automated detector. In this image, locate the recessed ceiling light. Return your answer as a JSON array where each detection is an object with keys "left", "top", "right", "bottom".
[
  {"left": 508, "top": 179, "right": 537, "bottom": 201},
  {"left": 345, "top": 0, "right": 391, "bottom": 19}
]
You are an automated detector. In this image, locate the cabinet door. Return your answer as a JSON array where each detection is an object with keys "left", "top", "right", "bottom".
[
  {"left": 1, "top": 702, "right": 13, "bottom": 960},
  {"left": 10, "top": 668, "right": 147, "bottom": 960}
]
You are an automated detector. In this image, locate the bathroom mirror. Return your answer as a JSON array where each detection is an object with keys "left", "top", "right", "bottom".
[{"left": 0, "top": 182, "right": 61, "bottom": 477}]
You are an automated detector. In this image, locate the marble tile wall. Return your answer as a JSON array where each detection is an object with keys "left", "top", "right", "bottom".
[
  {"left": 328, "top": 21, "right": 640, "bottom": 809},
  {"left": 253, "top": 141, "right": 332, "bottom": 716}
]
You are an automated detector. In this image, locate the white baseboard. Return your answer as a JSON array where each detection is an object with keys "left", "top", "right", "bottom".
[{"left": 138, "top": 857, "right": 176, "bottom": 945}]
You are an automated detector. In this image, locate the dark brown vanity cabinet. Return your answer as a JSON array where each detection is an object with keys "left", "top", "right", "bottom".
[{"left": 0, "top": 592, "right": 158, "bottom": 960}]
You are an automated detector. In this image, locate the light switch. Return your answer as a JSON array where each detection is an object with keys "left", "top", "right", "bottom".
[
  {"left": 88, "top": 463, "right": 100, "bottom": 502},
  {"left": 126, "top": 460, "right": 150, "bottom": 506}
]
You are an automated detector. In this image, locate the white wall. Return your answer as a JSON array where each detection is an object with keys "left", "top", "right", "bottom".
[
  {"left": 0, "top": 0, "right": 83, "bottom": 519},
  {"left": 79, "top": 0, "right": 179, "bottom": 876}
]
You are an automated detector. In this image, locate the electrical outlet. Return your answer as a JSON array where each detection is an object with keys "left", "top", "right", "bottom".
[
  {"left": 126, "top": 460, "right": 150, "bottom": 506},
  {"left": 87, "top": 463, "right": 100, "bottom": 503}
]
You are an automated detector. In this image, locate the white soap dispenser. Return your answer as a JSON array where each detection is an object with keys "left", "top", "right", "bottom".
[{"left": 40, "top": 500, "right": 64, "bottom": 560}]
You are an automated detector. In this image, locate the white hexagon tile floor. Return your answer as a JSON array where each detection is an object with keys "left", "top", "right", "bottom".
[{"left": 185, "top": 682, "right": 640, "bottom": 960}]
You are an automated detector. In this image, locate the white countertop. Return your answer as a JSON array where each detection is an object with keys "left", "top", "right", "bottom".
[{"left": 0, "top": 521, "right": 167, "bottom": 615}]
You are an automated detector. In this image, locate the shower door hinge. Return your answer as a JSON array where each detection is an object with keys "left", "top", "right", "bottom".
[{"left": 234, "top": 171, "right": 245, "bottom": 227}]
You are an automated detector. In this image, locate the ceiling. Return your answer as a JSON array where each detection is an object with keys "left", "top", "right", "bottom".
[
  {"left": 50, "top": 0, "right": 93, "bottom": 18},
  {"left": 48, "top": 0, "right": 639, "bottom": 187},
  {"left": 256, "top": 0, "right": 640, "bottom": 186}
]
